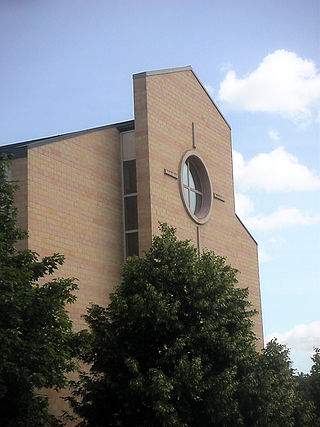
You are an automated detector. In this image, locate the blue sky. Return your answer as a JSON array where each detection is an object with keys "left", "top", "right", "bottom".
[{"left": 1, "top": 0, "right": 319, "bottom": 372}]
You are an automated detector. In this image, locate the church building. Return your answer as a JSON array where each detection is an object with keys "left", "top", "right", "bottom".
[{"left": 1, "top": 66, "right": 263, "bottom": 414}]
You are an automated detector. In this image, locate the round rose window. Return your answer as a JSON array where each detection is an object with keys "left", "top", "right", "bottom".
[{"left": 179, "top": 151, "right": 212, "bottom": 224}]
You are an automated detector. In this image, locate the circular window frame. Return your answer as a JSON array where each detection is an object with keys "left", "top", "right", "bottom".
[{"left": 179, "top": 150, "right": 213, "bottom": 224}]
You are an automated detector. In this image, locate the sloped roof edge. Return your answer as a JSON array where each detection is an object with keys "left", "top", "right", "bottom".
[
  {"left": 0, "top": 120, "right": 134, "bottom": 158},
  {"left": 133, "top": 65, "right": 231, "bottom": 129},
  {"left": 235, "top": 214, "right": 258, "bottom": 246}
]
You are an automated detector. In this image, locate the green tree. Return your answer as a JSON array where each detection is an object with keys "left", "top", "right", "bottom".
[
  {"left": 295, "top": 348, "right": 320, "bottom": 426},
  {"left": 240, "top": 339, "right": 316, "bottom": 426},
  {"left": 255, "top": 340, "right": 297, "bottom": 425},
  {"left": 294, "top": 371, "right": 316, "bottom": 427},
  {"left": 70, "top": 224, "right": 261, "bottom": 426},
  {"left": 309, "top": 348, "right": 320, "bottom": 424},
  {"left": 0, "top": 156, "right": 80, "bottom": 426}
]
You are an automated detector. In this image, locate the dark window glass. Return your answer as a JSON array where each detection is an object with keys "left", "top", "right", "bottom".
[
  {"left": 126, "top": 232, "right": 139, "bottom": 257},
  {"left": 123, "top": 160, "right": 137, "bottom": 195},
  {"left": 195, "top": 192, "right": 202, "bottom": 214},
  {"left": 124, "top": 196, "right": 138, "bottom": 231},
  {"left": 189, "top": 163, "right": 201, "bottom": 192}
]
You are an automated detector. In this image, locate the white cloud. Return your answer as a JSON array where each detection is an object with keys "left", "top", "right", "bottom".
[
  {"left": 258, "top": 246, "right": 272, "bottom": 263},
  {"left": 245, "top": 207, "right": 320, "bottom": 231},
  {"left": 269, "top": 129, "right": 279, "bottom": 141},
  {"left": 268, "top": 236, "right": 282, "bottom": 244},
  {"left": 266, "top": 321, "right": 320, "bottom": 352},
  {"left": 205, "top": 84, "right": 214, "bottom": 96},
  {"left": 218, "top": 50, "right": 320, "bottom": 125},
  {"left": 233, "top": 147, "right": 320, "bottom": 192},
  {"left": 234, "top": 192, "right": 254, "bottom": 217},
  {"left": 220, "top": 62, "right": 233, "bottom": 72}
]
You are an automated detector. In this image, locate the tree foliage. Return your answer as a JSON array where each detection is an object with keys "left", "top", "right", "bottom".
[
  {"left": 70, "top": 224, "right": 258, "bottom": 425},
  {"left": 0, "top": 156, "right": 80, "bottom": 426},
  {"left": 70, "top": 224, "right": 320, "bottom": 426},
  {"left": 309, "top": 348, "right": 320, "bottom": 423},
  {"left": 240, "top": 339, "right": 317, "bottom": 426},
  {"left": 295, "top": 348, "right": 320, "bottom": 426}
]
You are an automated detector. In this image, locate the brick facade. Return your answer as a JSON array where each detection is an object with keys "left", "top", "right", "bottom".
[
  {"left": 134, "top": 69, "right": 263, "bottom": 345},
  {"left": 27, "top": 128, "right": 123, "bottom": 330},
  {"left": 2, "top": 66, "right": 263, "bottom": 420}
]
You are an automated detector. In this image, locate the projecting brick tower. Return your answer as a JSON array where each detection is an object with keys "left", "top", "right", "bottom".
[{"left": 133, "top": 67, "right": 263, "bottom": 344}]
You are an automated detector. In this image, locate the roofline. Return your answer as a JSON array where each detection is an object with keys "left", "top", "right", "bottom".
[
  {"left": 235, "top": 214, "right": 258, "bottom": 245},
  {"left": 133, "top": 65, "right": 193, "bottom": 79},
  {"left": 133, "top": 66, "right": 231, "bottom": 130},
  {"left": 0, "top": 120, "right": 134, "bottom": 158}
]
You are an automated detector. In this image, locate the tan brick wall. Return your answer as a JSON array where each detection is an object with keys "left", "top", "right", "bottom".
[
  {"left": 134, "top": 76, "right": 153, "bottom": 254},
  {"left": 22, "top": 127, "right": 124, "bottom": 418},
  {"left": 27, "top": 128, "right": 123, "bottom": 331},
  {"left": 134, "top": 70, "right": 263, "bottom": 346}
]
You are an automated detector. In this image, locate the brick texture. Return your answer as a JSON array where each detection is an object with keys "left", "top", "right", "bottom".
[
  {"left": 27, "top": 128, "right": 123, "bottom": 331},
  {"left": 11, "top": 127, "right": 123, "bottom": 417},
  {"left": 134, "top": 70, "right": 263, "bottom": 346}
]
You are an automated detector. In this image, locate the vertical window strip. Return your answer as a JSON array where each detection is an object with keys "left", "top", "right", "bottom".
[{"left": 121, "top": 132, "right": 139, "bottom": 258}]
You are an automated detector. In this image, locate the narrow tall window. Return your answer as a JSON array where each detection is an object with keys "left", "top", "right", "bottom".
[{"left": 121, "top": 131, "right": 139, "bottom": 258}]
